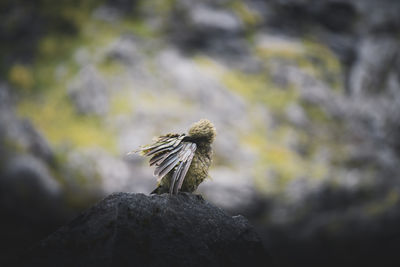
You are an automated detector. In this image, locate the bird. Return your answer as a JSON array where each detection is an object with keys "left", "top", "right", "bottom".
[{"left": 130, "top": 119, "right": 216, "bottom": 195}]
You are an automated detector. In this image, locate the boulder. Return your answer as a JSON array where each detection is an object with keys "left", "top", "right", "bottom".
[
  {"left": 22, "top": 192, "right": 269, "bottom": 267},
  {"left": 68, "top": 65, "right": 109, "bottom": 116}
]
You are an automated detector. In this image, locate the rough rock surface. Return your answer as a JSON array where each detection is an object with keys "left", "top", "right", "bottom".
[
  {"left": 22, "top": 192, "right": 268, "bottom": 267},
  {"left": 3, "top": 1, "right": 400, "bottom": 266}
]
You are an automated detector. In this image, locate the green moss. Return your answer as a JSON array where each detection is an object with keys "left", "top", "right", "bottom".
[
  {"left": 301, "top": 101, "right": 330, "bottom": 123},
  {"left": 230, "top": 1, "right": 261, "bottom": 27},
  {"left": 302, "top": 40, "right": 343, "bottom": 90},
  {"left": 122, "top": 19, "right": 157, "bottom": 38},
  {"left": 254, "top": 37, "right": 343, "bottom": 91},
  {"left": 366, "top": 190, "right": 399, "bottom": 216},
  {"left": 256, "top": 46, "right": 303, "bottom": 62},
  {"left": 195, "top": 44, "right": 344, "bottom": 194},
  {"left": 139, "top": 0, "right": 176, "bottom": 16},
  {"left": 242, "top": 124, "right": 329, "bottom": 193},
  {"left": 193, "top": 55, "right": 218, "bottom": 67},
  {"left": 98, "top": 58, "right": 126, "bottom": 77},
  {"left": 12, "top": 5, "right": 145, "bottom": 154},
  {"left": 2, "top": 137, "right": 25, "bottom": 155},
  {"left": 17, "top": 88, "right": 116, "bottom": 152},
  {"left": 110, "top": 91, "right": 134, "bottom": 115},
  {"left": 223, "top": 70, "right": 298, "bottom": 113},
  {"left": 8, "top": 64, "right": 34, "bottom": 92}
]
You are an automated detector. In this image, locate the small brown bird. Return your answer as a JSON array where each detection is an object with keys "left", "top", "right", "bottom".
[{"left": 131, "top": 119, "right": 216, "bottom": 195}]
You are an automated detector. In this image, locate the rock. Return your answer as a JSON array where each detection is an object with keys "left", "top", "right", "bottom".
[
  {"left": 1, "top": 155, "right": 62, "bottom": 214},
  {"left": 4, "top": 155, "right": 58, "bottom": 189},
  {"left": 189, "top": 5, "right": 243, "bottom": 33},
  {"left": 64, "top": 148, "right": 153, "bottom": 194},
  {"left": 22, "top": 192, "right": 268, "bottom": 267},
  {"left": 0, "top": 84, "right": 53, "bottom": 164},
  {"left": 106, "top": 34, "right": 141, "bottom": 65},
  {"left": 19, "top": 119, "right": 55, "bottom": 163},
  {"left": 198, "top": 167, "right": 263, "bottom": 217},
  {"left": 286, "top": 103, "right": 309, "bottom": 128},
  {"left": 0, "top": 155, "right": 64, "bottom": 266},
  {"left": 92, "top": 5, "right": 123, "bottom": 23},
  {"left": 167, "top": 2, "right": 246, "bottom": 54},
  {"left": 349, "top": 34, "right": 399, "bottom": 96},
  {"left": 68, "top": 65, "right": 109, "bottom": 115},
  {"left": 103, "top": 0, "right": 139, "bottom": 15}
]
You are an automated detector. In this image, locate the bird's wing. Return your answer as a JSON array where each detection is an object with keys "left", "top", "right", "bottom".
[
  {"left": 132, "top": 134, "right": 197, "bottom": 194},
  {"left": 133, "top": 134, "right": 185, "bottom": 157},
  {"left": 170, "top": 142, "right": 196, "bottom": 194}
]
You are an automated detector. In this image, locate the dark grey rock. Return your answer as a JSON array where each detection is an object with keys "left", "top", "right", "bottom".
[
  {"left": 20, "top": 119, "right": 55, "bottom": 163},
  {"left": 166, "top": 1, "right": 247, "bottom": 55},
  {"left": 2, "top": 155, "right": 60, "bottom": 197},
  {"left": 0, "top": 155, "right": 65, "bottom": 267},
  {"left": 0, "top": 84, "right": 53, "bottom": 164},
  {"left": 23, "top": 192, "right": 268, "bottom": 267}
]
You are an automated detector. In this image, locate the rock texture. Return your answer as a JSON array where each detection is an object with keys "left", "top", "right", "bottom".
[
  {"left": 2, "top": 1, "right": 400, "bottom": 266},
  {"left": 22, "top": 192, "right": 268, "bottom": 267}
]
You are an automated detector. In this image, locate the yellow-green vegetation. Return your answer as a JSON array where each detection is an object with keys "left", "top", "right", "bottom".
[
  {"left": 366, "top": 189, "right": 399, "bottom": 216},
  {"left": 255, "top": 37, "right": 305, "bottom": 61},
  {"left": 17, "top": 89, "right": 116, "bottom": 152},
  {"left": 194, "top": 39, "right": 343, "bottom": 194},
  {"left": 230, "top": 1, "right": 261, "bottom": 27},
  {"left": 301, "top": 102, "right": 330, "bottom": 123},
  {"left": 232, "top": 41, "right": 342, "bottom": 193},
  {"left": 8, "top": 0, "right": 347, "bottom": 200},
  {"left": 255, "top": 37, "right": 342, "bottom": 90},
  {"left": 136, "top": 90, "right": 194, "bottom": 114},
  {"left": 302, "top": 40, "right": 343, "bottom": 90},
  {"left": 242, "top": 122, "right": 329, "bottom": 193},
  {"left": 14, "top": 25, "right": 121, "bottom": 151},
  {"left": 137, "top": 0, "right": 177, "bottom": 36},
  {"left": 195, "top": 54, "right": 299, "bottom": 113},
  {"left": 110, "top": 91, "right": 134, "bottom": 116},
  {"left": 98, "top": 57, "right": 126, "bottom": 78},
  {"left": 224, "top": 71, "right": 299, "bottom": 112},
  {"left": 13, "top": 0, "right": 161, "bottom": 154},
  {"left": 8, "top": 64, "right": 34, "bottom": 92},
  {"left": 138, "top": 0, "right": 177, "bottom": 18}
]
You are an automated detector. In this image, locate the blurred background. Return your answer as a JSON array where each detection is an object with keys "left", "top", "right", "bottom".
[{"left": 1, "top": 0, "right": 400, "bottom": 266}]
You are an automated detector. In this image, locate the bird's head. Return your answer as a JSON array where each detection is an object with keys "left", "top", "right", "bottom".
[{"left": 187, "top": 119, "right": 216, "bottom": 143}]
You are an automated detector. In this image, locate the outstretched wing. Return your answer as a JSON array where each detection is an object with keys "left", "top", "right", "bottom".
[
  {"left": 169, "top": 142, "right": 196, "bottom": 194},
  {"left": 132, "top": 134, "right": 197, "bottom": 194}
]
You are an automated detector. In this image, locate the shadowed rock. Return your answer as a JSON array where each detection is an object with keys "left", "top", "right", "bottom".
[{"left": 22, "top": 192, "right": 269, "bottom": 267}]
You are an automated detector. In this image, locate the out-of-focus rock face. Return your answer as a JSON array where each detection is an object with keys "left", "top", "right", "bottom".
[
  {"left": 0, "top": 84, "right": 54, "bottom": 163},
  {"left": 0, "top": 84, "right": 67, "bottom": 265},
  {"left": 2, "top": 0, "right": 400, "bottom": 266},
  {"left": 23, "top": 192, "right": 268, "bottom": 267},
  {"left": 68, "top": 66, "right": 109, "bottom": 115},
  {"left": 168, "top": 3, "right": 245, "bottom": 53}
]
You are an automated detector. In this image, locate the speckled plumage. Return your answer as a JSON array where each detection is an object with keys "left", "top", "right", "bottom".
[{"left": 133, "top": 119, "right": 216, "bottom": 194}]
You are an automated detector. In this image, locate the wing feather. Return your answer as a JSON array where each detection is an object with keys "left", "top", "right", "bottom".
[
  {"left": 149, "top": 152, "right": 167, "bottom": 166},
  {"left": 170, "top": 143, "right": 197, "bottom": 194},
  {"left": 170, "top": 162, "right": 184, "bottom": 194},
  {"left": 157, "top": 157, "right": 180, "bottom": 180},
  {"left": 154, "top": 151, "right": 181, "bottom": 177},
  {"left": 149, "top": 142, "right": 184, "bottom": 166},
  {"left": 144, "top": 139, "right": 177, "bottom": 156},
  {"left": 130, "top": 133, "right": 196, "bottom": 194},
  {"left": 132, "top": 134, "right": 185, "bottom": 156}
]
